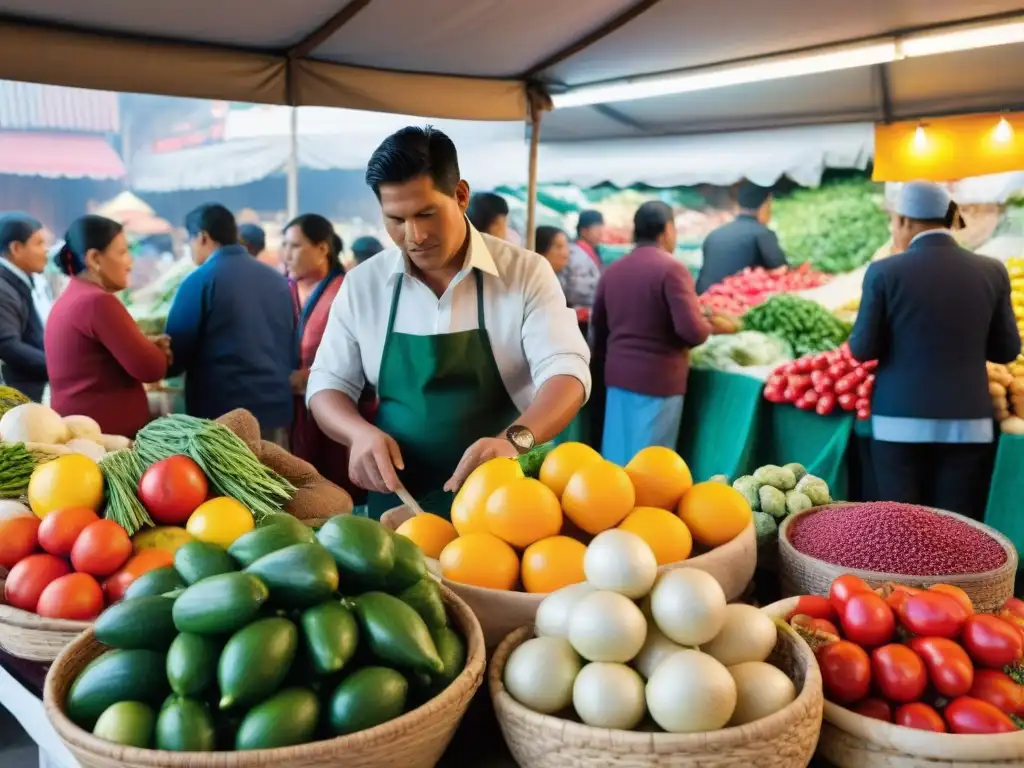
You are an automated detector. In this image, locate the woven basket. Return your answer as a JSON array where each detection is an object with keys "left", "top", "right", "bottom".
[
  {"left": 0, "top": 576, "right": 92, "bottom": 662},
  {"left": 382, "top": 508, "right": 757, "bottom": 649},
  {"left": 489, "top": 613, "right": 823, "bottom": 767},
  {"left": 43, "top": 585, "right": 486, "bottom": 768},
  {"left": 778, "top": 504, "right": 1017, "bottom": 613}
]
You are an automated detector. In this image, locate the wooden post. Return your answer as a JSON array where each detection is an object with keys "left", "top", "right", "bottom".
[{"left": 525, "top": 103, "right": 542, "bottom": 251}]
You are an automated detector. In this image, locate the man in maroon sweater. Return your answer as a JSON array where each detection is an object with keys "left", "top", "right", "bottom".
[{"left": 590, "top": 201, "right": 710, "bottom": 465}]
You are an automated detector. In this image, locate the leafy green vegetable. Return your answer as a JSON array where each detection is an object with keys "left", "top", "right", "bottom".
[
  {"left": 690, "top": 331, "right": 793, "bottom": 373},
  {"left": 754, "top": 512, "right": 778, "bottom": 546},
  {"left": 742, "top": 295, "right": 851, "bottom": 356}
]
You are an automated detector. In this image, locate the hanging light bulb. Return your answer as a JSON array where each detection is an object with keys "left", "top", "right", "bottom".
[
  {"left": 994, "top": 116, "right": 1014, "bottom": 143},
  {"left": 913, "top": 124, "right": 928, "bottom": 151}
]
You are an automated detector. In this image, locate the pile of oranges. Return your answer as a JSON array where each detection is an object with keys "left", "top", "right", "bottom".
[{"left": 395, "top": 443, "right": 752, "bottom": 595}]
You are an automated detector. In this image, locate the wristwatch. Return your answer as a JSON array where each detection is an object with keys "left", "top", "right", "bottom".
[{"left": 505, "top": 425, "right": 536, "bottom": 454}]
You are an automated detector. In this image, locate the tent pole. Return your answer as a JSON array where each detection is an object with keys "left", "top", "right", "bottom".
[
  {"left": 286, "top": 106, "right": 299, "bottom": 219},
  {"left": 525, "top": 105, "right": 542, "bottom": 251}
]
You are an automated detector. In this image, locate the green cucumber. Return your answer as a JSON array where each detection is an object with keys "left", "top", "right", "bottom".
[
  {"left": 328, "top": 667, "right": 407, "bottom": 736},
  {"left": 166, "top": 633, "right": 221, "bottom": 697},
  {"left": 228, "top": 523, "right": 313, "bottom": 568},
  {"left": 172, "top": 572, "right": 268, "bottom": 635},
  {"left": 154, "top": 697, "right": 216, "bottom": 752},
  {"left": 399, "top": 578, "right": 447, "bottom": 632},
  {"left": 260, "top": 512, "right": 317, "bottom": 539},
  {"left": 409, "top": 627, "right": 468, "bottom": 705},
  {"left": 299, "top": 601, "right": 358, "bottom": 675},
  {"left": 235, "top": 688, "right": 319, "bottom": 751},
  {"left": 352, "top": 592, "right": 443, "bottom": 675},
  {"left": 317, "top": 515, "right": 395, "bottom": 590},
  {"left": 94, "top": 596, "right": 176, "bottom": 651},
  {"left": 218, "top": 617, "right": 298, "bottom": 709},
  {"left": 67, "top": 649, "right": 169, "bottom": 728},
  {"left": 174, "top": 541, "right": 237, "bottom": 585},
  {"left": 93, "top": 701, "right": 156, "bottom": 748},
  {"left": 385, "top": 533, "right": 426, "bottom": 593},
  {"left": 123, "top": 567, "right": 185, "bottom": 599},
  {"left": 244, "top": 543, "right": 339, "bottom": 608}
]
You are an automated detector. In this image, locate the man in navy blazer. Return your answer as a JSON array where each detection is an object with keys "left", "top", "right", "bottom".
[
  {"left": 0, "top": 213, "right": 49, "bottom": 401},
  {"left": 849, "top": 181, "right": 1020, "bottom": 519}
]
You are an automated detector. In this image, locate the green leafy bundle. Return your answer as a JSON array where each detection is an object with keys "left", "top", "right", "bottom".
[{"left": 742, "top": 295, "right": 851, "bottom": 356}]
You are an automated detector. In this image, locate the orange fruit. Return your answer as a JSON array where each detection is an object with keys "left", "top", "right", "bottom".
[
  {"left": 618, "top": 506, "right": 693, "bottom": 565},
  {"left": 450, "top": 458, "right": 524, "bottom": 537},
  {"left": 521, "top": 536, "right": 587, "bottom": 593},
  {"left": 396, "top": 514, "right": 459, "bottom": 559},
  {"left": 561, "top": 461, "right": 636, "bottom": 535},
  {"left": 676, "top": 482, "right": 752, "bottom": 548},
  {"left": 625, "top": 446, "right": 693, "bottom": 510},
  {"left": 439, "top": 533, "right": 520, "bottom": 591},
  {"left": 539, "top": 442, "right": 603, "bottom": 498},
  {"left": 484, "top": 478, "right": 563, "bottom": 549}
]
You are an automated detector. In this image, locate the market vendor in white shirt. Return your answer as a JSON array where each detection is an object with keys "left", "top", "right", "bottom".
[{"left": 307, "top": 126, "right": 591, "bottom": 520}]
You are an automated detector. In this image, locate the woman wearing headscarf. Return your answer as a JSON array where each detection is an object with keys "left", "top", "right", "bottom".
[
  {"left": 849, "top": 181, "right": 1020, "bottom": 519},
  {"left": 45, "top": 215, "right": 170, "bottom": 436},
  {"left": 0, "top": 213, "right": 50, "bottom": 401}
]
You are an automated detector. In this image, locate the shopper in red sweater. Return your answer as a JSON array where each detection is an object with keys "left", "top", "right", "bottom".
[{"left": 46, "top": 216, "right": 170, "bottom": 437}]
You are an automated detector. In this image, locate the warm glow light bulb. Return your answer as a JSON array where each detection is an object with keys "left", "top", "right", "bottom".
[
  {"left": 994, "top": 116, "right": 1014, "bottom": 143},
  {"left": 913, "top": 125, "right": 928, "bottom": 151}
]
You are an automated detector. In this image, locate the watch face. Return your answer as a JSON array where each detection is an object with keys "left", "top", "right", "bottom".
[{"left": 507, "top": 426, "right": 535, "bottom": 452}]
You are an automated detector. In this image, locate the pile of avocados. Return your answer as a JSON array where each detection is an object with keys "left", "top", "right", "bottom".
[{"left": 68, "top": 513, "right": 467, "bottom": 752}]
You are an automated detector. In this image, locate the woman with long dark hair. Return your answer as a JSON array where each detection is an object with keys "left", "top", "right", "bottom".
[{"left": 45, "top": 215, "right": 170, "bottom": 436}]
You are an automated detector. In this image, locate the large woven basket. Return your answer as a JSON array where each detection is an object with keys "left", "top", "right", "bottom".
[
  {"left": 489, "top": 613, "right": 823, "bottom": 767},
  {"left": 0, "top": 576, "right": 92, "bottom": 662},
  {"left": 383, "top": 508, "right": 757, "bottom": 648},
  {"left": 761, "top": 598, "right": 1024, "bottom": 767},
  {"left": 43, "top": 585, "right": 486, "bottom": 768},
  {"left": 778, "top": 504, "right": 1017, "bottom": 613}
]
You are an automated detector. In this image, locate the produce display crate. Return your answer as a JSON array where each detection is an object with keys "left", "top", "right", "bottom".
[
  {"left": 488, "top": 612, "right": 823, "bottom": 767},
  {"left": 0, "top": 576, "right": 92, "bottom": 663},
  {"left": 778, "top": 504, "right": 1018, "bottom": 613},
  {"left": 382, "top": 509, "right": 757, "bottom": 649},
  {"left": 42, "top": 585, "right": 486, "bottom": 768}
]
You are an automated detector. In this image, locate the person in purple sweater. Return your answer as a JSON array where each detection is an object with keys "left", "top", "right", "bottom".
[{"left": 590, "top": 201, "right": 711, "bottom": 465}]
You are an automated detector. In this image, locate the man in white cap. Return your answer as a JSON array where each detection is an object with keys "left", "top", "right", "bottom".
[{"left": 848, "top": 181, "right": 1020, "bottom": 518}]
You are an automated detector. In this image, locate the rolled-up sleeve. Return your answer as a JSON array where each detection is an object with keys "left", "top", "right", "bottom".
[
  {"left": 306, "top": 279, "right": 365, "bottom": 406},
  {"left": 521, "top": 258, "right": 592, "bottom": 402}
]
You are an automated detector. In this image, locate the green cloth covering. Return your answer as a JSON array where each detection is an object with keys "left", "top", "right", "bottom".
[
  {"left": 759, "top": 405, "right": 853, "bottom": 499},
  {"left": 985, "top": 434, "right": 1024, "bottom": 555}
]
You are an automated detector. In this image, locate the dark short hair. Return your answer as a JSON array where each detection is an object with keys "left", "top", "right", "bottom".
[
  {"left": 55, "top": 215, "right": 124, "bottom": 276},
  {"left": 285, "top": 213, "right": 343, "bottom": 272},
  {"left": 0, "top": 212, "right": 42, "bottom": 255},
  {"left": 633, "top": 201, "right": 674, "bottom": 243},
  {"left": 185, "top": 203, "right": 238, "bottom": 246},
  {"left": 535, "top": 226, "right": 566, "bottom": 256},
  {"left": 577, "top": 210, "right": 604, "bottom": 237},
  {"left": 352, "top": 236, "right": 384, "bottom": 264},
  {"left": 737, "top": 181, "right": 772, "bottom": 210},
  {"left": 467, "top": 193, "right": 509, "bottom": 234},
  {"left": 364, "top": 126, "right": 460, "bottom": 198},
  {"left": 238, "top": 223, "right": 266, "bottom": 256}
]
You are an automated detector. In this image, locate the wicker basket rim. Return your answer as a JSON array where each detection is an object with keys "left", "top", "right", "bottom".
[
  {"left": 43, "top": 584, "right": 485, "bottom": 764},
  {"left": 0, "top": 577, "right": 93, "bottom": 631},
  {"left": 778, "top": 503, "right": 1018, "bottom": 582},
  {"left": 488, "top": 615, "right": 821, "bottom": 749}
]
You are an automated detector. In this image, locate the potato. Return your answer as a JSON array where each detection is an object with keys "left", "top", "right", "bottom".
[
  {"left": 990, "top": 381, "right": 1008, "bottom": 397},
  {"left": 1011, "top": 378, "right": 1024, "bottom": 396}
]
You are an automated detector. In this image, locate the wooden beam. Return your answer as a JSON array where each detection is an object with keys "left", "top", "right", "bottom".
[
  {"left": 288, "top": 0, "right": 375, "bottom": 60},
  {"left": 875, "top": 63, "right": 893, "bottom": 124},
  {"left": 522, "top": 0, "right": 664, "bottom": 78}
]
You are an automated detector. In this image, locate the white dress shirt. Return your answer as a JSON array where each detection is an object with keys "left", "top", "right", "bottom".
[
  {"left": 307, "top": 224, "right": 591, "bottom": 412},
  {"left": 0, "top": 258, "right": 52, "bottom": 324}
]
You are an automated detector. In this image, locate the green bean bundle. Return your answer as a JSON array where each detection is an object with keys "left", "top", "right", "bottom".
[
  {"left": 134, "top": 414, "right": 295, "bottom": 521},
  {"left": 0, "top": 442, "right": 36, "bottom": 499},
  {"left": 100, "top": 449, "right": 153, "bottom": 535},
  {"left": 742, "top": 294, "right": 852, "bottom": 357}
]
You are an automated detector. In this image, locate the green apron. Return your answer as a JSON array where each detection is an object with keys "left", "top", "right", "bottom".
[{"left": 365, "top": 270, "right": 520, "bottom": 520}]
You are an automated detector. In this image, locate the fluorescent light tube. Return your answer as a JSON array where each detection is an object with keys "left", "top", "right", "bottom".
[{"left": 900, "top": 19, "right": 1024, "bottom": 57}]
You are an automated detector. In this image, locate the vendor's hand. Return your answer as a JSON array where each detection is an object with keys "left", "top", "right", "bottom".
[
  {"left": 348, "top": 424, "right": 404, "bottom": 494},
  {"left": 444, "top": 437, "right": 518, "bottom": 493},
  {"left": 290, "top": 369, "right": 309, "bottom": 395}
]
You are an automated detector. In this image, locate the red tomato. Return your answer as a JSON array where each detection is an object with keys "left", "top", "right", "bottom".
[
  {"left": 787, "top": 595, "right": 838, "bottom": 622},
  {"left": 818, "top": 640, "right": 872, "bottom": 704},
  {"left": 894, "top": 702, "right": 946, "bottom": 732},
  {"left": 816, "top": 393, "right": 837, "bottom": 416},
  {"left": 908, "top": 637, "right": 974, "bottom": 698},
  {"left": 899, "top": 592, "right": 968, "bottom": 639},
  {"left": 871, "top": 644, "right": 928, "bottom": 703},
  {"left": 138, "top": 456, "right": 208, "bottom": 525},
  {"left": 36, "top": 573, "right": 104, "bottom": 621},
  {"left": 944, "top": 696, "right": 1018, "bottom": 734},
  {"left": 837, "top": 392, "right": 857, "bottom": 411},
  {"left": 928, "top": 584, "right": 973, "bottom": 616},
  {"left": 102, "top": 549, "right": 176, "bottom": 603},
  {"left": 969, "top": 669, "right": 1024, "bottom": 716},
  {"left": 830, "top": 574, "right": 872, "bottom": 614},
  {"left": 841, "top": 593, "right": 895, "bottom": 647},
  {"left": 3, "top": 554, "right": 72, "bottom": 612},
  {"left": 1003, "top": 597, "right": 1024, "bottom": 621},
  {"left": 70, "top": 520, "right": 132, "bottom": 578},
  {"left": 961, "top": 614, "right": 1024, "bottom": 669},
  {"left": 886, "top": 590, "right": 910, "bottom": 614},
  {"left": 37, "top": 507, "right": 100, "bottom": 557},
  {"left": 851, "top": 698, "right": 892, "bottom": 722},
  {"left": 0, "top": 516, "right": 40, "bottom": 569},
  {"left": 791, "top": 614, "right": 840, "bottom": 636}
]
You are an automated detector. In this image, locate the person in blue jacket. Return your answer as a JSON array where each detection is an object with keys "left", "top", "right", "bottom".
[
  {"left": 848, "top": 181, "right": 1021, "bottom": 519},
  {"left": 166, "top": 204, "right": 295, "bottom": 444}
]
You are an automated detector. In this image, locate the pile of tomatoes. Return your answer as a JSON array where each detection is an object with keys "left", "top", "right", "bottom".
[
  {"left": 787, "top": 574, "right": 1024, "bottom": 734},
  {"left": 763, "top": 343, "right": 877, "bottom": 420}
]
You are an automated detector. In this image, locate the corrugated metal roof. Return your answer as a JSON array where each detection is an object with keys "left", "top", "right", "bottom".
[{"left": 0, "top": 81, "right": 119, "bottom": 133}]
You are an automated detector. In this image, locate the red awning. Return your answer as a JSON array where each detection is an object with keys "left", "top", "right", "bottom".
[{"left": 0, "top": 131, "right": 126, "bottom": 180}]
